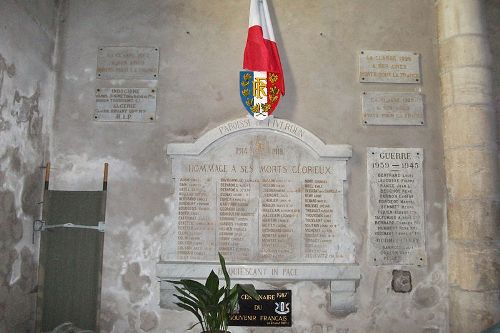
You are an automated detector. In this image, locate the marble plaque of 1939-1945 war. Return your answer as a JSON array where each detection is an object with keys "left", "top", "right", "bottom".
[
  {"left": 157, "top": 117, "right": 361, "bottom": 314},
  {"left": 367, "top": 148, "right": 426, "bottom": 266}
]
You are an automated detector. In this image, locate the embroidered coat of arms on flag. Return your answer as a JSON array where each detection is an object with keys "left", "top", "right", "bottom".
[{"left": 240, "top": 0, "right": 285, "bottom": 120}]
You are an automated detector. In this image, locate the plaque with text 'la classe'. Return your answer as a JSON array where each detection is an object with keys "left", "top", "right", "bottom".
[
  {"left": 163, "top": 117, "right": 355, "bottom": 264},
  {"left": 359, "top": 50, "right": 421, "bottom": 84},
  {"left": 96, "top": 46, "right": 159, "bottom": 80},
  {"left": 362, "top": 92, "right": 424, "bottom": 126}
]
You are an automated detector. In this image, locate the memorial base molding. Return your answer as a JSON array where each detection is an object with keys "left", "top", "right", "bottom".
[{"left": 157, "top": 262, "right": 360, "bottom": 314}]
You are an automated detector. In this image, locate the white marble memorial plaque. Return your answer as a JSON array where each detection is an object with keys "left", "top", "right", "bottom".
[
  {"left": 158, "top": 118, "right": 361, "bottom": 313},
  {"left": 362, "top": 92, "right": 424, "bottom": 126},
  {"left": 94, "top": 87, "right": 156, "bottom": 122},
  {"left": 163, "top": 117, "right": 355, "bottom": 264},
  {"left": 359, "top": 50, "right": 420, "bottom": 84},
  {"left": 367, "top": 148, "right": 426, "bottom": 265},
  {"left": 96, "top": 46, "right": 159, "bottom": 80}
]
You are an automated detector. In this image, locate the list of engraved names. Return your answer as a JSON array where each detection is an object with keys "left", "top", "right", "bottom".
[
  {"left": 367, "top": 148, "right": 425, "bottom": 265},
  {"left": 172, "top": 138, "right": 349, "bottom": 263},
  {"left": 177, "top": 177, "right": 215, "bottom": 258}
]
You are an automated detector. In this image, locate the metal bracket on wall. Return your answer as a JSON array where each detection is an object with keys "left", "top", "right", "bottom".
[{"left": 33, "top": 220, "right": 105, "bottom": 233}]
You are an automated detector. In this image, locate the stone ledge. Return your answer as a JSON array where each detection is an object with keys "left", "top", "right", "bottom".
[
  {"left": 157, "top": 262, "right": 361, "bottom": 314},
  {"left": 157, "top": 262, "right": 361, "bottom": 281}
]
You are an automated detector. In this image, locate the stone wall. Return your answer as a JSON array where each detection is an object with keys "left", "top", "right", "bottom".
[
  {"left": 438, "top": 0, "right": 500, "bottom": 332},
  {"left": 0, "top": 0, "right": 58, "bottom": 331},
  {"left": 49, "top": 1, "right": 448, "bottom": 332},
  {"left": 485, "top": 0, "right": 500, "bottom": 164}
]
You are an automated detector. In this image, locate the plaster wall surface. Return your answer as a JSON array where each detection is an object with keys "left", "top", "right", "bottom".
[
  {"left": 50, "top": 1, "right": 447, "bottom": 332},
  {"left": 0, "top": 0, "right": 58, "bottom": 331}
]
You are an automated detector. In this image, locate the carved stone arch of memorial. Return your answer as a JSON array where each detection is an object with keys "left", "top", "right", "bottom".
[{"left": 157, "top": 116, "right": 360, "bottom": 314}]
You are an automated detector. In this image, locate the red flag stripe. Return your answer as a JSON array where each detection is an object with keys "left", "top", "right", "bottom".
[
  {"left": 244, "top": 26, "right": 281, "bottom": 71},
  {"left": 243, "top": 28, "right": 285, "bottom": 95}
]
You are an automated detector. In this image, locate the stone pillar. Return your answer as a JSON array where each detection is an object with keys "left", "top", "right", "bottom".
[{"left": 438, "top": 0, "right": 500, "bottom": 332}]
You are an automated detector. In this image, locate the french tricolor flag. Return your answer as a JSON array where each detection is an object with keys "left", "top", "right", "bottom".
[{"left": 243, "top": 0, "right": 285, "bottom": 96}]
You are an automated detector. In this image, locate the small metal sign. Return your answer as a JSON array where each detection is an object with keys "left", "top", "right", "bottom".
[
  {"left": 362, "top": 92, "right": 424, "bottom": 125},
  {"left": 94, "top": 87, "right": 157, "bottom": 122},
  {"left": 359, "top": 50, "right": 420, "bottom": 84},
  {"left": 229, "top": 290, "right": 291, "bottom": 327},
  {"left": 97, "top": 46, "right": 159, "bottom": 80}
]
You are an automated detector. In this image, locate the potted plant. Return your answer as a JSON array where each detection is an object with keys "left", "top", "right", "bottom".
[{"left": 168, "top": 253, "right": 260, "bottom": 333}]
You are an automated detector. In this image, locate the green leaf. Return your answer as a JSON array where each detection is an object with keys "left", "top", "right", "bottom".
[
  {"left": 173, "top": 286, "right": 198, "bottom": 303},
  {"left": 238, "top": 284, "right": 261, "bottom": 300},
  {"left": 173, "top": 294, "right": 200, "bottom": 310},
  {"left": 179, "top": 279, "right": 211, "bottom": 305},
  {"left": 228, "top": 290, "right": 239, "bottom": 313},
  {"left": 175, "top": 302, "right": 205, "bottom": 330},
  {"left": 219, "top": 286, "right": 237, "bottom": 307},
  {"left": 215, "top": 286, "right": 225, "bottom": 300},
  {"left": 180, "top": 279, "right": 207, "bottom": 292},
  {"left": 218, "top": 252, "right": 231, "bottom": 292},
  {"left": 174, "top": 302, "right": 197, "bottom": 315},
  {"left": 167, "top": 253, "right": 260, "bottom": 333},
  {"left": 165, "top": 279, "right": 184, "bottom": 285},
  {"left": 228, "top": 285, "right": 238, "bottom": 298},
  {"left": 205, "top": 270, "right": 220, "bottom": 296},
  {"left": 173, "top": 285, "right": 208, "bottom": 310},
  {"left": 186, "top": 322, "right": 200, "bottom": 331}
]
